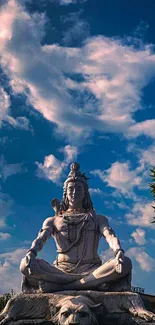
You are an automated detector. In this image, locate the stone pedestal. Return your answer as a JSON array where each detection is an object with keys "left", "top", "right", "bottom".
[{"left": 0, "top": 291, "right": 155, "bottom": 325}]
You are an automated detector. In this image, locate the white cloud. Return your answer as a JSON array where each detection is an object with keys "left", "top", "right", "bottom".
[
  {"left": 1, "top": 1, "right": 155, "bottom": 140},
  {"left": 0, "top": 248, "right": 27, "bottom": 294},
  {"left": 131, "top": 228, "right": 146, "bottom": 245},
  {"left": 60, "top": 145, "right": 78, "bottom": 163},
  {"left": 0, "top": 262, "right": 21, "bottom": 294},
  {"left": 58, "top": 0, "right": 87, "bottom": 4},
  {"left": 0, "top": 248, "right": 27, "bottom": 265},
  {"left": 0, "top": 88, "right": 11, "bottom": 126},
  {"left": 128, "top": 120, "right": 155, "bottom": 139},
  {"left": 138, "top": 143, "right": 155, "bottom": 171},
  {"left": 0, "top": 85, "right": 30, "bottom": 130},
  {"left": 0, "top": 0, "right": 16, "bottom": 50},
  {"left": 36, "top": 145, "right": 78, "bottom": 184},
  {"left": 0, "top": 232, "right": 11, "bottom": 241},
  {"left": 7, "top": 116, "right": 31, "bottom": 131},
  {"left": 89, "top": 188, "right": 103, "bottom": 195},
  {"left": 127, "top": 247, "right": 155, "bottom": 272},
  {"left": 126, "top": 142, "right": 155, "bottom": 189},
  {"left": 0, "top": 73, "right": 30, "bottom": 133},
  {"left": 126, "top": 201, "right": 155, "bottom": 228},
  {"left": 0, "top": 155, "right": 22, "bottom": 181},
  {"left": 44, "top": 0, "right": 87, "bottom": 3},
  {"left": 92, "top": 162, "right": 141, "bottom": 195},
  {"left": 0, "top": 193, "right": 13, "bottom": 228},
  {"left": 59, "top": 0, "right": 78, "bottom": 4},
  {"left": 36, "top": 154, "right": 65, "bottom": 184},
  {"left": 116, "top": 202, "right": 129, "bottom": 210}
]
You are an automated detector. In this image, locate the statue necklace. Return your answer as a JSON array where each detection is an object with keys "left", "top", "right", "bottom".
[{"left": 56, "top": 213, "right": 89, "bottom": 253}]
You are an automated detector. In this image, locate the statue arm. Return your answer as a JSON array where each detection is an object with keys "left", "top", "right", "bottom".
[
  {"left": 98, "top": 215, "right": 123, "bottom": 254},
  {"left": 27, "top": 217, "right": 54, "bottom": 257}
]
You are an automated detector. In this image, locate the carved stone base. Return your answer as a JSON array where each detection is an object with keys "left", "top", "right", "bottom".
[{"left": 0, "top": 291, "right": 155, "bottom": 325}]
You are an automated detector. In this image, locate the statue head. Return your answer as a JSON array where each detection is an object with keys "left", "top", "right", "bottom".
[{"left": 61, "top": 162, "right": 93, "bottom": 212}]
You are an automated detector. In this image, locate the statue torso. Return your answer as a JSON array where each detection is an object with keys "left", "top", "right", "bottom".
[{"left": 52, "top": 211, "right": 102, "bottom": 266}]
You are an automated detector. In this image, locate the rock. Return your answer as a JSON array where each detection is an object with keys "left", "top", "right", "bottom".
[{"left": 0, "top": 291, "right": 155, "bottom": 325}]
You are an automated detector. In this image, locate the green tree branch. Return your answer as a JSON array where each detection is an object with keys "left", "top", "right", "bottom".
[{"left": 0, "top": 289, "right": 15, "bottom": 312}]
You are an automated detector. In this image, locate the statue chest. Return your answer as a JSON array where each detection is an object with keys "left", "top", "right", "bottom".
[{"left": 53, "top": 214, "right": 97, "bottom": 245}]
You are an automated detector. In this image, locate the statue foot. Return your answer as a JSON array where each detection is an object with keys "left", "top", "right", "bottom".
[
  {"left": 21, "top": 276, "right": 39, "bottom": 293},
  {"left": 39, "top": 280, "right": 63, "bottom": 293}
]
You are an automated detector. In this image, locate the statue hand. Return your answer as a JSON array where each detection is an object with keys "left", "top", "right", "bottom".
[
  {"left": 115, "top": 250, "right": 124, "bottom": 274},
  {"left": 26, "top": 252, "right": 39, "bottom": 276}
]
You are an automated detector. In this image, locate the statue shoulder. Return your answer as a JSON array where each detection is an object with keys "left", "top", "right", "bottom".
[
  {"left": 42, "top": 216, "right": 55, "bottom": 230},
  {"left": 96, "top": 214, "right": 109, "bottom": 228}
]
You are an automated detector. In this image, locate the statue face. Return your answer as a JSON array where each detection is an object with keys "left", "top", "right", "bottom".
[{"left": 66, "top": 181, "right": 85, "bottom": 208}]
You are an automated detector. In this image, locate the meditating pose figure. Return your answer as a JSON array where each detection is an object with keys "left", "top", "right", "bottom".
[{"left": 20, "top": 162, "right": 132, "bottom": 293}]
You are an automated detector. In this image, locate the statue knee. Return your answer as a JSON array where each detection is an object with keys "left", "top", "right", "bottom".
[
  {"left": 20, "top": 257, "right": 29, "bottom": 275},
  {"left": 123, "top": 256, "right": 132, "bottom": 274}
]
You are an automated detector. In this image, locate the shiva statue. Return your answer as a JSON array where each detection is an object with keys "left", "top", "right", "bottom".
[{"left": 20, "top": 162, "right": 132, "bottom": 293}]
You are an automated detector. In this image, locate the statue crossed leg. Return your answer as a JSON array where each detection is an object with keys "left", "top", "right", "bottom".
[{"left": 20, "top": 254, "right": 132, "bottom": 293}]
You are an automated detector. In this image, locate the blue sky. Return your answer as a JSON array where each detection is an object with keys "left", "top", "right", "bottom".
[{"left": 0, "top": 0, "right": 155, "bottom": 294}]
